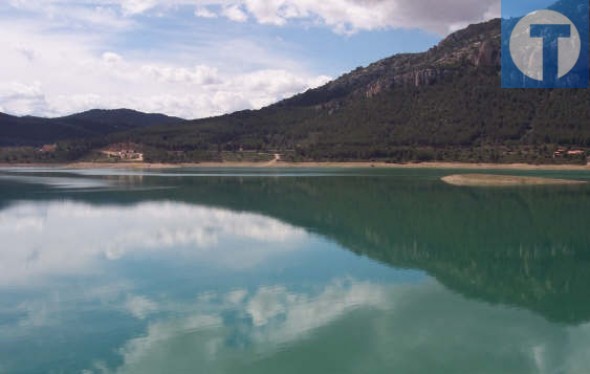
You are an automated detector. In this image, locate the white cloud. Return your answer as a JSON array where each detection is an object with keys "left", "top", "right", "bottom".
[
  {"left": 98, "top": 0, "right": 500, "bottom": 34},
  {"left": 13, "top": 44, "right": 39, "bottom": 62},
  {"left": 221, "top": 4, "right": 248, "bottom": 23},
  {"left": 0, "top": 82, "right": 48, "bottom": 116},
  {"left": 140, "top": 64, "right": 220, "bottom": 85},
  {"left": 0, "top": 23, "right": 330, "bottom": 118},
  {"left": 241, "top": 0, "right": 289, "bottom": 26},
  {"left": 102, "top": 52, "right": 124, "bottom": 65},
  {"left": 89, "top": 0, "right": 499, "bottom": 34},
  {"left": 0, "top": 13, "right": 330, "bottom": 118},
  {"left": 6, "top": 1, "right": 134, "bottom": 30},
  {"left": 195, "top": 5, "right": 217, "bottom": 19},
  {"left": 120, "top": 0, "right": 158, "bottom": 15},
  {"left": 0, "top": 0, "right": 499, "bottom": 118},
  {"left": 262, "top": 0, "right": 501, "bottom": 34}
]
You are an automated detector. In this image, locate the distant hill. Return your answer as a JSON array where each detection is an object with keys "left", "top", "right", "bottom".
[
  {"left": 4, "top": 10, "right": 590, "bottom": 164},
  {"left": 112, "top": 17, "right": 589, "bottom": 164},
  {"left": 0, "top": 109, "right": 185, "bottom": 146}
]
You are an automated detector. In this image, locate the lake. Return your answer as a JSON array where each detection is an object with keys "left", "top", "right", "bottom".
[{"left": 1, "top": 167, "right": 590, "bottom": 374}]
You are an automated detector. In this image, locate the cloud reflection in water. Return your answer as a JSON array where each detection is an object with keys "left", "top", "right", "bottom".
[{"left": 0, "top": 201, "right": 307, "bottom": 286}]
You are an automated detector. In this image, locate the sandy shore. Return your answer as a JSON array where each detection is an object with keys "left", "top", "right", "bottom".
[
  {"left": 1, "top": 161, "right": 590, "bottom": 171},
  {"left": 442, "top": 174, "right": 588, "bottom": 187}
]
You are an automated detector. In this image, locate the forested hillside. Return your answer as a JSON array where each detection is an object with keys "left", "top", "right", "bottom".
[
  {"left": 109, "top": 18, "right": 589, "bottom": 164},
  {"left": 0, "top": 109, "right": 184, "bottom": 146},
  {"left": 3, "top": 16, "right": 590, "bottom": 164}
]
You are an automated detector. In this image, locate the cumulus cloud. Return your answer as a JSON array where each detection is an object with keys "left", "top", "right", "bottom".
[
  {"left": 221, "top": 4, "right": 249, "bottom": 22},
  {"left": 0, "top": 26, "right": 330, "bottom": 118},
  {"left": 0, "top": 82, "right": 49, "bottom": 116},
  {"left": 0, "top": 0, "right": 499, "bottom": 118},
  {"left": 5, "top": 1, "right": 134, "bottom": 30},
  {"left": 251, "top": 0, "right": 499, "bottom": 34},
  {"left": 0, "top": 12, "right": 331, "bottom": 118},
  {"left": 120, "top": 0, "right": 159, "bottom": 15},
  {"left": 111, "top": 0, "right": 501, "bottom": 34},
  {"left": 140, "top": 64, "right": 220, "bottom": 85},
  {"left": 195, "top": 5, "right": 217, "bottom": 18},
  {"left": 102, "top": 52, "right": 124, "bottom": 65},
  {"left": 13, "top": 44, "right": 39, "bottom": 62}
]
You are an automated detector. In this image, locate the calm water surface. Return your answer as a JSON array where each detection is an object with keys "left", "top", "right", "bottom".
[{"left": 1, "top": 167, "right": 590, "bottom": 374}]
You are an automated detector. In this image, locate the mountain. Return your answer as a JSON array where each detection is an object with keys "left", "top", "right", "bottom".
[
  {"left": 110, "top": 17, "right": 589, "bottom": 164},
  {"left": 280, "top": 19, "right": 501, "bottom": 107},
  {"left": 4, "top": 14, "right": 590, "bottom": 163},
  {"left": 61, "top": 109, "right": 184, "bottom": 128},
  {"left": 0, "top": 109, "right": 185, "bottom": 147}
]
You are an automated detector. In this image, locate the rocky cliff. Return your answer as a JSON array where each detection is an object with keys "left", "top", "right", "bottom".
[{"left": 280, "top": 19, "right": 501, "bottom": 106}]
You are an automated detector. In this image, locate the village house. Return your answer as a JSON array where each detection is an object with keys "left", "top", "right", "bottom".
[
  {"left": 38, "top": 144, "right": 57, "bottom": 153},
  {"left": 101, "top": 144, "right": 144, "bottom": 161},
  {"left": 553, "top": 148, "right": 586, "bottom": 158}
]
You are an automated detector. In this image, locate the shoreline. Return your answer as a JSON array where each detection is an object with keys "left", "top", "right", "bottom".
[
  {"left": 441, "top": 174, "right": 587, "bottom": 187},
  {"left": 1, "top": 161, "right": 590, "bottom": 171}
]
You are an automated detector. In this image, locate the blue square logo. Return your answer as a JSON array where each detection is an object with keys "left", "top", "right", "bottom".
[{"left": 502, "top": 0, "right": 589, "bottom": 88}]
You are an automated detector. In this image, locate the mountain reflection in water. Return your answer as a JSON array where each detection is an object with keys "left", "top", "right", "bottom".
[{"left": 1, "top": 168, "right": 590, "bottom": 373}]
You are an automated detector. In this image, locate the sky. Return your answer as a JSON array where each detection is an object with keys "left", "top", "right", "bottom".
[
  {"left": 502, "top": 0, "right": 556, "bottom": 18},
  {"left": 0, "top": 0, "right": 500, "bottom": 119}
]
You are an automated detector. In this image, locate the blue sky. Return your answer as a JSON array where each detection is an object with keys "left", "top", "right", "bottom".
[
  {"left": 502, "top": 0, "right": 556, "bottom": 18},
  {"left": 0, "top": 0, "right": 500, "bottom": 119},
  {"left": 106, "top": 8, "right": 441, "bottom": 75}
]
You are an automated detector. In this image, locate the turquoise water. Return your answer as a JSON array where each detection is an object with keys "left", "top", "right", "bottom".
[{"left": 1, "top": 167, "right": 590, "bottom": 373}]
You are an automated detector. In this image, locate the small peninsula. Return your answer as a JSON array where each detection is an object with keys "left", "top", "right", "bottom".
[{"left": 441, "top": 174, "right": 587, "bottom": 187}]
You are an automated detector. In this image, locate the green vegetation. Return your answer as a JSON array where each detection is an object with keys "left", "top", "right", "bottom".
[
  {"left": 104, "top": 72, "right": 589, "bottom": 164},
  {"left": 2, "top": 19, "right": 589, "bottom": 165},
  {"left": 0, "top": 109, "right": 184, "bottom": 147}
]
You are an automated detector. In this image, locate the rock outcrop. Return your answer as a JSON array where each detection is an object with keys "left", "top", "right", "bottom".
[{"left": 279, "top": 19, "right": 501, "bottom": 107}]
